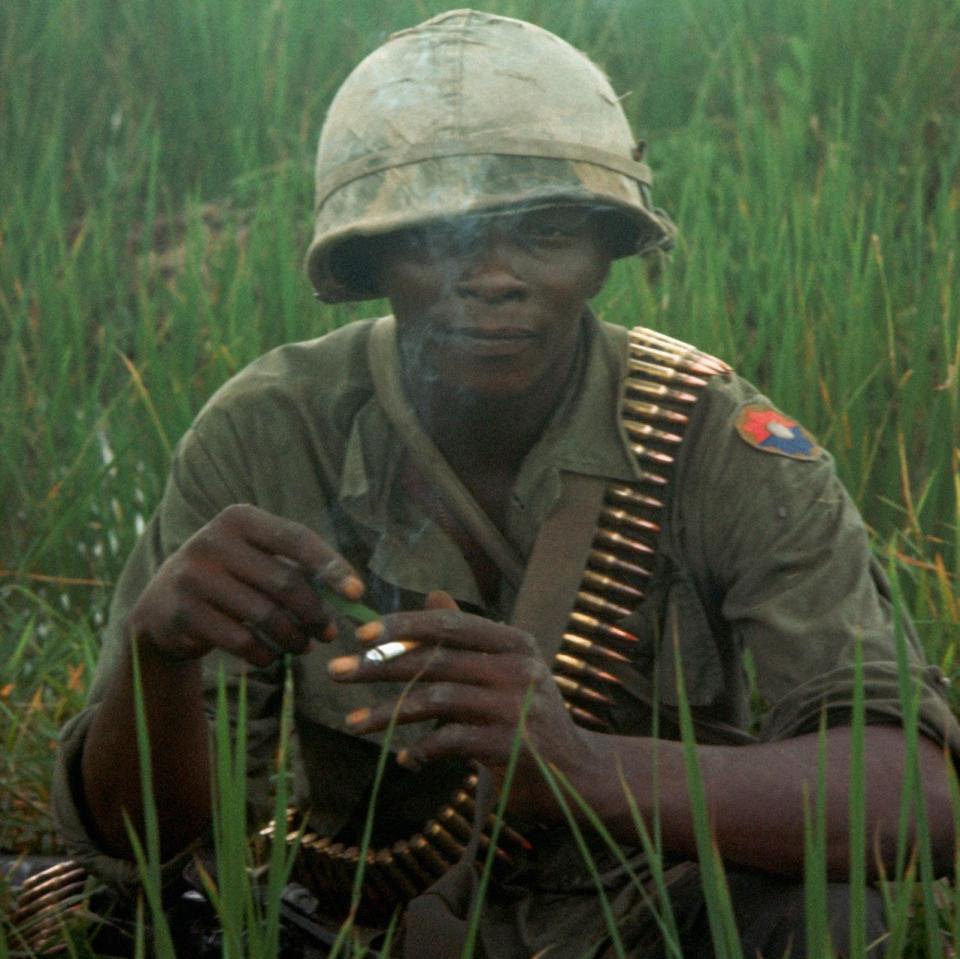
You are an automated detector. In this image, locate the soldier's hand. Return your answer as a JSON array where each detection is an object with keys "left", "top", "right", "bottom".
[
  {"left": 126, "top": 504, "right": 363, "bottom": 667},
  {"left": 327, "top": 591, "right": 591, "bottom": 813}
]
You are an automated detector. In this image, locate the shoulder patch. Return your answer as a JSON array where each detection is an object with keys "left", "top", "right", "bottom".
[{"left": 735, "top": 405, "right": 820, "bottom": 460}]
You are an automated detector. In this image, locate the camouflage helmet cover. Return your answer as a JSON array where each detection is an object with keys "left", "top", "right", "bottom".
[{"left": 306, "top": 9, "right": 676, "bottom": 302}]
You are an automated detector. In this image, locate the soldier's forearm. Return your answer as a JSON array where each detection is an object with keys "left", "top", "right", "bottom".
[
  {"left": 81, "top": 637, "right": 211, "bottom": 860},
  {"left": 557, "top": 725, "right": 953, "bottom": 879}
]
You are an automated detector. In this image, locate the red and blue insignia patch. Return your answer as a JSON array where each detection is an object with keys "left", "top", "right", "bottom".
[{"left": 735, "top": 405, "right": 821, "bottom": 460}]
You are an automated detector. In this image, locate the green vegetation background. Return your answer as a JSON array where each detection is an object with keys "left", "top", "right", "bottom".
[{"left": 1, "top": 0, "right": 958, "bottom": 928}]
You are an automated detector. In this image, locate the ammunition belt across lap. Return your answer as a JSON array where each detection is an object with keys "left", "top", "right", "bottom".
[{"left": 266, "top": 325, "right": 730, "bottom": 918}]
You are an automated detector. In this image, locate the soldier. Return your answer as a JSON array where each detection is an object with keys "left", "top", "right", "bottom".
[{"left": 53, "top": 10, "right": 956, "bottom": 957}]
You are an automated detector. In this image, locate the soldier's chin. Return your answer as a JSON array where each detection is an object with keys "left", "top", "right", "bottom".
[
  {"left": 437, "top": 362, "right": 548, "bottom": 405},
  {"left": 402, "top": 337, "right": 537, "bottom": 398}
]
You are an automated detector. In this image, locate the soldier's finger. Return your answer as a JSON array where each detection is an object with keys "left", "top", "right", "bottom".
[
  {"left": 218, "top": 504, "right": 363, "bottom": 598},
  {"left": 194, "top": 570, "right": 314, "bottom": 651},
  {"left": 227, "top": 548, "right": 333, "bottom": 631},
  {"left": 344, "top": 684, "right": 515, "bottom": 734},
  {"left": 394, "top": 724, "right": 520, "bottom": 771},
  {"left": 246, "top": 608, "right": 312, "bottom": 656},
  {"left": 179, "top": 567, "right": 316, "bottom": 653},
  {"left": 170, "top": 602, "right": 280, "bottom": 668},
  {"left": 355, "top": 609, "right": 534, "bottom": 656},
  {"left": 329, "top": 648, "right": 545, "bottom": 689}
]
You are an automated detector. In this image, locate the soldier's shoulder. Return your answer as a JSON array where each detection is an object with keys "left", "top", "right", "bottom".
[
  {"left": 203, "top": 318, "right": 378, "bottom": 414},
  {"left": 697, "top": 375, "right": 824, "bottom": 463}
]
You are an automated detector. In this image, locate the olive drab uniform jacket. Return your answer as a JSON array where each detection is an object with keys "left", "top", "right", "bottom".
[{"left": 53, "top": 313, "right": 960, "bottom": 955}]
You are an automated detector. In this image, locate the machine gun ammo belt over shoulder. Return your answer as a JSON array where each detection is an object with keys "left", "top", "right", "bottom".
[
  {"left": 266, "top": 324, "right": 731, "bottom": 919},
  {"left": 550, "top": 326, "right": 731, "bottom": 732}
]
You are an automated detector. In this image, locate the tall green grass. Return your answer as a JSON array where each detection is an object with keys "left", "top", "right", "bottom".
[
  {"left": 2, "top": 0, "right": 959, "bottom": 952},
  {"left": 3, "top": 0, "right": 957, "bottom": 632},
  {"left": 1, "top": 593, "right": 956, "bottom": 953},
  {"left": 22, "top": 624, "right": 950, "bottom": 958}
]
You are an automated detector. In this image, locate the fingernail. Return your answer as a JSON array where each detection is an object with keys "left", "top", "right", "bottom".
[
  {"left": 341, "top": 575, "right": 364, "bottom": 599},
  {"left": 356, "top": 621, "right": 383, "bottom": 642},
  {"left": 346, "top": 707, "right": 370, "bottom": 727},
  {"left": 328, "top": 655, "right": 359, "bottom": 678},
  {"left": 396, "top": 748, "right": 420, "bottom": 770}
]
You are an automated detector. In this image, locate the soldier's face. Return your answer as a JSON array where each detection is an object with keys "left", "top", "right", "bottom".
[{"left": 377, "top": 206, "right": 615, "bottom": 400}]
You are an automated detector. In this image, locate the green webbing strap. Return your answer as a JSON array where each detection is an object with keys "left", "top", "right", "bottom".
[
  {"left": 510, "top": 471, "right": 607, "bottom": 660},
  {"left": 368, "top": 316, "right": 526, "bottom": 589}
]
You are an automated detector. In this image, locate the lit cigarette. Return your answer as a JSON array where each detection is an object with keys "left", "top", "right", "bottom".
[{"left": 363, "top": 639, "right": 419, "bottom": 664}]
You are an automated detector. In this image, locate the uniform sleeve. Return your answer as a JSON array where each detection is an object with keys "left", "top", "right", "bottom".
[
  {"left": 677, "top": 376, "right": 960, "bottom": 752},
  {"left": 51, "top": 411, "right": 286, "bottom": 887}
]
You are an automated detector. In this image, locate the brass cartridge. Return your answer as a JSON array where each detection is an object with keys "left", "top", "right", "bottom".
[
  {"left": 375, "top": 848, "right": 420, "bottom": 898},
  {"left": 622, "top": 419, "right": 683, "bottom": 445},
  {"left": 580, "top": 568, "right": 645, "bottom": 602},
  {"left": 392, "top": 840, "right": 434, "bottom": 888},
  {"left": 594, "top": 528, "right": 655, "bottom": 556},
  {"left": 587, "top": 548, "right": 651, "bottom": 581},
  {"left": 621, "top": 396, "right": 690, "bottom": 425},
  {"left": 628, "top": 329, "right": 731, "bottom": 374},
  {"left": 626, "top": 378, "right": 698, "bottom": 405},
  {"left": 569, "top": 610, "right": 640, "bottom": 644},
  {"left": 438, "top": 804, "right": 472, "bottom": 841},
  {"left": 627, "top": 440, "right": 675, "bottom": 466},
  {"left": 564, "top": 700, "right": 609, "bottom": 729},
  {"left": 561, "top": 631, "right": 630, "bottom": 663},
  {"left": 576, "top": 588, "right": 633, "bottom": 619},
  {"left": 600, "top": 505, "right": 661, "bottom": 536},
  {"left": 410, "top": 833, "right": 452, "bottom": 876},
  {"left": 554, "top": 653, "right": 622, "bottom": 687},
  {"left": 627, "top": 357, "right": 709, "bottom": 388},
  {"left": 425, "top": 820, "right": 467, "bottom": 859},
  {"left": 554, "top": 672, "right": 613, "bottom": 704},
  {"left": 627, "top": 340, "right": 722, "bottom": 378},
  {"left": 606, "top": 483, "right": 664, "bottom": 511}
]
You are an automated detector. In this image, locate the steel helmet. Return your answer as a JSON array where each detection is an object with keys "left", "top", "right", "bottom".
[{"left": 306, "top": 9, "right": 676, "bottom": 302}]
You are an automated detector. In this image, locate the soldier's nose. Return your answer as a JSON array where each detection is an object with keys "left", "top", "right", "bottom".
[{"left": 455, "top": 238, "right": 528, "bottom": 303}]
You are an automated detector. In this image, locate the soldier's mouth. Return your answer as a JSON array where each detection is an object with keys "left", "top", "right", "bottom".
[{"left": 444, "top": 326, "right": 539, "bottom": 356}]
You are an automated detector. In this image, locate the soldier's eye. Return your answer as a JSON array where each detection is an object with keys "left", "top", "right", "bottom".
[
  {"left": 396, "top": 230, "right": 435, "bottom": 260},
  {"left": 398, "top": 221, "right": 483, "bottom": 259},
  {"left": 525, "top": 224, "right": 576, "bottom": 244},
  {"left": 516, "top": 210, "right": 592, "bottom": 249}
]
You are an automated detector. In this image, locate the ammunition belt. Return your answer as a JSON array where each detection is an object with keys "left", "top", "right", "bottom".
[
  {"left": 264, "top": 769, "right": 530, "bottom": 921},
  {"left": 552, "top": 326, "right": 730, "bottom": 731},
  {"left": 267, "top": 326, "right": 730, "bottom": 918}
]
